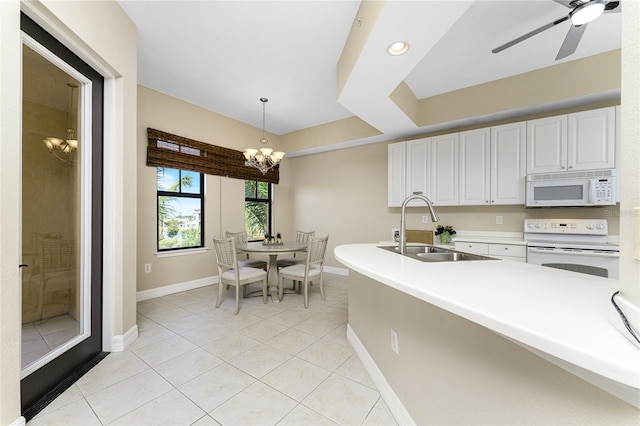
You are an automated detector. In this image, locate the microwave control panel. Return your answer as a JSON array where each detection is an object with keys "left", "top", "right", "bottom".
[{"left": 593, "top": 178, "right": 614, "bottom": 204}]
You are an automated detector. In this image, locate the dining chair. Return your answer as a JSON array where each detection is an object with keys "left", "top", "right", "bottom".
[
  {"left": 278, "top": 235, "right": 328, "bottom": 308},
  {"left": 225, "top": 231, "right": 268, "bottom": 271},
  {"left": 276, "top": 230, "right": 314, "bottom": 292},
  {"left": 31, "top": 238, "right": 76, "bottom": 321},
  {"left": 276, "top": 230, "right": 315, "bottom": 269},
  {"left": 212, "top": 236, "right": 268, "bottom": 314}
]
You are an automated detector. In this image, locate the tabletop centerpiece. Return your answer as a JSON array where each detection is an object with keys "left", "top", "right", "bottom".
[
  {"left": 435, "top": 225, "right": 456, "bottom": 244},
  {"left": 263, "top": 232, "right": 283, "bottom": 245}
]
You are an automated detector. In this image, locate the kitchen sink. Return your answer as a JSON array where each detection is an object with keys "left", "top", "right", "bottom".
[
  {"left": 384, "top": 245, "right": 449, "bottom": 255},
  {"left": 379, "top": 245, "right": 496, "bottom": 262}
]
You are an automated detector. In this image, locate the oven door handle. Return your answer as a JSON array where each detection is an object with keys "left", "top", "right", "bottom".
[{"left": 527, "top": 247, "right": 620, "bottom": 258}]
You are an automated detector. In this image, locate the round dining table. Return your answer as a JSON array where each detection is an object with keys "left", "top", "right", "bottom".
[{"left": 236, "top": 241, "right": 307, "bottom": 300}]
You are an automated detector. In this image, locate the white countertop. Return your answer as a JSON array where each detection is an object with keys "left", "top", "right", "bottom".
[{"left": 334, "top": 243, "right": 640, "bottom": 407}]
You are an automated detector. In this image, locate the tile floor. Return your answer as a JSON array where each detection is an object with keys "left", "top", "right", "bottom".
[
  {"left": 22, "top": 314, "right": 80, "bottom": 368},
  {"left": 28, "top": 274, "right": 398, "bottom": 426}
]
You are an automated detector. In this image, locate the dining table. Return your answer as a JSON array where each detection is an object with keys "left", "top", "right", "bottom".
[{"left": 236, "top": 241, "right": 307, "bottom": 301}]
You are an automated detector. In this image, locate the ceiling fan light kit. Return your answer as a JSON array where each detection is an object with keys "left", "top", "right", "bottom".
[
  {"left": 571, "top": 0, "right": 606, "bottom": 25},
  {"left": 492, "top": 0, "right": 620, "bottom": 60}
]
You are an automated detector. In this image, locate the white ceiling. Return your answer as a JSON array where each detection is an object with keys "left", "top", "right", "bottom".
[{"left": 117, "top": 0, "right": 621, "bottom": 142}]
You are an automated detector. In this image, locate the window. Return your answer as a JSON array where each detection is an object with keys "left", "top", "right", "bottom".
[
  {"left": 245, "top": 180, "right": 272, "bottom": 241},
  {"left": 157, "top": 168, "right": 204, "bottom": 251}
]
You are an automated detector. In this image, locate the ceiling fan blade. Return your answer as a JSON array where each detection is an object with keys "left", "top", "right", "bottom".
[
  {"left": 555, "top": 24, "right": 587, "bottom": 60},
  {"left": 604, "top": 1, "right": 621, "bottom": 13},
  {"left": 492, "top": 15, "right": 569, "bottom": 54}
]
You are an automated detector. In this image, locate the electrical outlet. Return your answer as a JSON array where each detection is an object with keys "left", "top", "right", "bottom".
[
  {"left": 422, "top": 215, "right": 429, "bottom": 224},
  {"left": 391, "top": 329, "right": 399, "bottom": 354},
  {"left": 392, "top": 228, "right": 400, "bottom": 242},
  {"left": 144, "top": 263, "right": 151, "bottom": 274},
  {"left": 496, "top": 215, "right": 504, "bottom": 225}
]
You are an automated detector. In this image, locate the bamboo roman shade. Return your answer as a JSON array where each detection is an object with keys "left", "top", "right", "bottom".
[{"left": 146, "top": 128, "right": 279, "bottom": 184}]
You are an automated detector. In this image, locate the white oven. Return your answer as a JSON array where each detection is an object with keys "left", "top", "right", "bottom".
[{"left": 524, "top": 219, "right": 619, "bottom": 280}]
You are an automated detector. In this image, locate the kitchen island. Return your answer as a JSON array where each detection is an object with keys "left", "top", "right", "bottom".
[{"left": 335, "top": 243, "right": 640, "bottom": 425}]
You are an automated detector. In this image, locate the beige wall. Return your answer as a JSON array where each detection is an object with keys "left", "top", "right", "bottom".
[
  {"left": 349, "top": 271, "right": 639, "bottom": 424},
  {"left": 136, "top": 86, "right": 291, "bottom": 291},
  {"left": 620, "top": 0, "right": 640, "bottom": 304},
  {"left": 0, "top": 1, "right": 23, "bottom": 422},
  {"left": 0, "top": 0, "right": 136, "bottom": 423}
]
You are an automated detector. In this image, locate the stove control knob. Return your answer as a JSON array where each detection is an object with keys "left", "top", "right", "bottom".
[
  {"left": 596, "top": 224, "right": 604, "bottom": 230},
  {"left": 586, "top": 223, "right": 594, "bottom": 229},
  {"left": 535, "top": 223, "right": 542, "bottom": 229}
]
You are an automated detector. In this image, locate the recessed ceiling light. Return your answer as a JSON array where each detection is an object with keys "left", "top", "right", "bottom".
[{"left": 387, "top": 41, "right": 409, "bottom": 56}]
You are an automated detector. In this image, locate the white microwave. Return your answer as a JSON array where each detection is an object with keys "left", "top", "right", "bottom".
[{"left": 526, "top": 170, "right": 616, "bottom": 207}]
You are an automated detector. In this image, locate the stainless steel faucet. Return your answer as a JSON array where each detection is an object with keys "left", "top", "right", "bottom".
[{"left": 399, "top": 193, "right": 439, "bottom": 255}]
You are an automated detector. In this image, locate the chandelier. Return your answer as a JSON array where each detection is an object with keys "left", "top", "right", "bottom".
[
  {"left": 244, "top": 97, "right": 284, "bottom": 174},
  {"left": 43, "top": 82, "right": 78, "bottom": 165}
]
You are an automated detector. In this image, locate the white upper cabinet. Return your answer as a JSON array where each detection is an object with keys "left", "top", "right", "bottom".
[
  {"left": 406, "top": 138, "right": 431, "bottom": 206},
  {"left": 431, "top": 133, "right": 459, "bottom": 206},
  {"left": 567, "top": 106, "right": 615, "bottom": 171},
  {"left": 459, "top": 124, "right": 525, "bottom": 205},
  {"left": 526, "top": 115, "right": 567, "bottom": 174},
  {"left": 388, "top": 141, "right": 406, "bottom": 207},
  {"left": 388, "top": 139, "right": 431, "bottom": 207},
  {"left": 459, "top": 128, "right": 490, "bottom": 205},
  {"left": 389, "top": 106, "right": 616, "bottom": 207},
  {"left": 527, "top": 106, "right": 615, "bottom": 174},
  {"left": 491, "top": 122, "right": 526, "bottom": 204}
]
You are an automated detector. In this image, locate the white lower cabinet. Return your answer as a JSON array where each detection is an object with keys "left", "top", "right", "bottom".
[
  {"left": 488, "top": 243, "right": 527, "bottom": 262},
  {"left": 455, "top": 242, "right": 488, "bottom": 255},
  {"left": 455, "top": 241, "right": 527, "bottom": 262}
]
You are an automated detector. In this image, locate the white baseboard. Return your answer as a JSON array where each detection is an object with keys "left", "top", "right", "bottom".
[
  {"left": 324, "top": 265, "right": 349, "bottom": 276},
  {"left": 110, "top": 324, "right": 138, "bottom": 352},
  {"left": 347, "top": 324, "right": 415, "bottom": 425},
  {"left": 137, "top": 276, "right": 218, "bottom": 302},
  {"left": 9, "top": 416, "right": 25, "bottom": 426}
]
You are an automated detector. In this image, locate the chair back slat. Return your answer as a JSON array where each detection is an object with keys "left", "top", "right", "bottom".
[
  {"left": 225, "top": 231, "right": 248, "bottom": 246},
  {"left": 212, "top": 236, "right": 237, "bottom": 270},
  {"left": 295, "top": 230, "right": 315, "bottom": 244},
  {"left": 306, "top": 235, "right": 328, "bottom": 267},
  {"left": 40, "top": 238, "right": 74, "bottom": 273}
]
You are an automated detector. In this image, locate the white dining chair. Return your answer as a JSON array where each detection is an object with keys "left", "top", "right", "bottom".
[
  {"left": 30, "top": 238, "right": 76, "bottom": 321},
  {"left": 212, "top": 236, "right": 267, "bottom": 314},
  {"left": 277, "top": 230, "right": 314, "bottom": 292},
  {"left": 278, "top": 235, "right": 328, "bottom": 308},
  {"left": 276, "top": 230, "right": 315, "bottom": 269},
  {"left": 225, "top": 231, "right": 268, "bottom": 271}
]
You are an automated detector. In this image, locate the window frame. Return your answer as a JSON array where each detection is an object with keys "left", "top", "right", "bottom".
[
  {"left": 156, "top": 167, "right": 205, "bottom": 252},
  {"left": 245, "top": 180, "right": 272, "bottom": 241}
]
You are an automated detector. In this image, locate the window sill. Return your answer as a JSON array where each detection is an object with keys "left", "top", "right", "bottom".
[{"left": 155, "top": 247, "right": 209, "bottom": 258}]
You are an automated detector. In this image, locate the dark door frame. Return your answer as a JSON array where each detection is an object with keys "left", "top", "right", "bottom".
[{"left": 20, "top": 12, "right": 105, "bottom": 420}]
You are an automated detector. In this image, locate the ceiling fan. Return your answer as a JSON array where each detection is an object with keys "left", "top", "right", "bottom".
[{"left": 492, "top": 0, "right": 621, "bottom": 60}]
